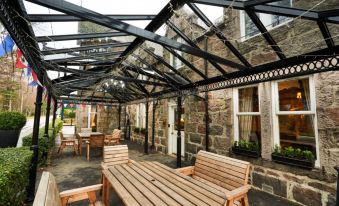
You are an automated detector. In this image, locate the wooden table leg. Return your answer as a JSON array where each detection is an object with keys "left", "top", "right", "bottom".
[
  {"left": 79, "top": 137, "right": 82, "bottom": 155},
  {"left": 102, "top": 175, "right": 110, "bottom": 206}
]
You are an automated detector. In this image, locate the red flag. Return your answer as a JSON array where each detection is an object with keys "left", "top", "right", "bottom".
[
  {"left": 32, "top": 69, "right": 43, "bottom": 86},
  {"left": 16, "top": 49, "right": 28, "bottom": 69}
]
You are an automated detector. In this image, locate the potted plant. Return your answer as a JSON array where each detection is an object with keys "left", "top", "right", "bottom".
[
  {"left": 0, "top": 112, "right": 27, "bottom": 147},
  {"left": 232, "top": 140, "right": 261, "bottom": 158},
  {"left": 271, "top": 145, "right": 315, "bottom": 169}
]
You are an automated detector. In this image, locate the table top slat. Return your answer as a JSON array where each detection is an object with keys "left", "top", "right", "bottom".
[
  {"left": 102, "top": 170, "right": 140, "bottom": 206},
  {"left": 108, "top": 167, "right": 154, "bottom": 206},
  {"left": 114, "top": 165, "right": 168, "bottom": 206},
  {"left": 150, "top": 162, "right": 225, "bottom": 204}
]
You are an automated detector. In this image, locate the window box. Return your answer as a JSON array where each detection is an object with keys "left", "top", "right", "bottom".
[
  {"left": 232, "top": 146, "right": 261, "bottom": 158},
  {"left": 271, "top": 153, "right": 314, "bottom": 170}
]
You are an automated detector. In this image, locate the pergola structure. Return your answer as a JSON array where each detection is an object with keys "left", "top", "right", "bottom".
[{"left": 0, "top": 0, "right": 338, "bottom": 202}]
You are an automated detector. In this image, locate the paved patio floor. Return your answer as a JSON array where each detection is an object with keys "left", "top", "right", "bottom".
[{"left": 41, "top": 139, "right": 302, "bottom": 206}]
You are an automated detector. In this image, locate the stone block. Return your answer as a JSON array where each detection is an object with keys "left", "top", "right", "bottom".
[
  {"left": 252, "top": 172, "right": 287, "bottom": 198},
  {"left": 190, "top": 133, "right": 202, "bottom": 144},
  {"left": 197, "top": 124, "right": 205, "bottom": 134},
  {"left": 308, "top": 181, "right": 336, "bottom": 195},
  {"left": 292, "top": 185, "right": 322, "bottom": 206},
  {"left": 157, "top": 130, "right": 164, "bottom": 137},
  {"left": 209, "top": 125, "right": 223, "bottom": 136},
  {"left": 186, "top": 143, "right": 197, "bottom": 154},
  {"left": 327, "top": 195, "right": 335, "bottom": 206},
  {"left": 186, "top": 123, "right": 197, "bottom": 133},
  {"left": 282, "top": 174, "right": 304, "bottom": 184}
]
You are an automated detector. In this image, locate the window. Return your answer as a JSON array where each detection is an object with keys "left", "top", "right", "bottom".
[
  {"left": 272, "top": 76, "right": 319, "bottom": 166},
  {"left": 135, "top": 103, "right": 146, "bottom": 128},
  {"left": 170, "top": 37, "right": 184, "bottom": 69},
  {"left": 240, "top": 0, "right": 292, "bottom": 40},
  {"left": 233, "top": 86, "right": 261, "bottom": 143}
]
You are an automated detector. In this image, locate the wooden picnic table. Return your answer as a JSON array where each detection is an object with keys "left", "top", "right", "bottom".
[
  {"left": 102, "top": 161, "right": 228, "bottom": 206},
  {"left": 76, "top": 132, "right": 103, "bottom": 155}
]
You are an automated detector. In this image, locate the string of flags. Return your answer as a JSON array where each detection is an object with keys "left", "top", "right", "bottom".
[{"left": 0, "top": 34, "right": 42, "bottom": 87}]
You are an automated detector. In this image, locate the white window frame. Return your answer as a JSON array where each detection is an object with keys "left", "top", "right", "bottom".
[
  {"left": 233, "top": 85, "right": 261, "bottom": 142},
  {"left": 169, "top": 37, "right": 184, "bottom": 70},
  {"left": 239, "top": 0, "right": 293, "bottom": 41},
  {"left": 271, "top": 75, "right": 320, "bottom": 167}
]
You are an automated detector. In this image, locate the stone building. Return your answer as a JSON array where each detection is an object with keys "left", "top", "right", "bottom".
[{"left": 76, "top": 3, "right": 338, "bottom": 206}]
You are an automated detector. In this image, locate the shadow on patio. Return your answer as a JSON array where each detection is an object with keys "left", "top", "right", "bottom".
[{"left": 39, "top": 138, "right": 302, "bottom": 206}]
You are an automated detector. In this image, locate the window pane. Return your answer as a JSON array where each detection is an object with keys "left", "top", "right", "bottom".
[
  {"left": 238, "top": 116, "right": 261, "bottom": 142},
  {"left": 279, "top": 114, "right": 316, "bottom": 156},
  {"left": 174, "top": 107, "right": 185, "bottom": 131},
  {"left": 238, "top": 87, "right": 259, "bottom": 112},
  {"left": 278, "top": 78, "right": 310, "bottom": 111}
]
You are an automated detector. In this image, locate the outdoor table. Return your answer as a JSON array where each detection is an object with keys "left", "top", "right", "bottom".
[
  {"left": 102, "top": 161, "right": 227, "bottom": 206},
  {"left": 76, "top": 132, "right": 103, "bottom": 155}
]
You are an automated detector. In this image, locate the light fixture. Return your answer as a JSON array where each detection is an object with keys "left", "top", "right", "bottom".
[{"left": 296, "top": 92, "right": 302, "bottom": 99}]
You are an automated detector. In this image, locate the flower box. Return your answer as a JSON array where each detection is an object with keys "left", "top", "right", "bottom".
[
  {"left": 232, "top": 146, "right": 261, "bottom": 158},
  {"left": 271, "top": 153, "right": 314, "bottom": 169}
]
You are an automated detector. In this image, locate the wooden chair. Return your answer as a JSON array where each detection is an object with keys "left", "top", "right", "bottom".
[
  {"left": 104, "top": 129, "right": 122, "bottom": 146},
  {"left": 176, "top": 150, "right": 251, "bottom": 206},
  {"left": 86, "top": 133, "right": 105, "bottom": 161},
  {"left": 101, "top": 145, "right": 130, "bottom": 170},
  {"left": 58, "top": 132, "right": 78, "bottom": 157},
  {"left": 33, "top": 171, "right": 103, "bottom": 206}
]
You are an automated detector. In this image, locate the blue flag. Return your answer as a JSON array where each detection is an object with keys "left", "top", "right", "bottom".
[
  {"left": 28, "top": 81, "right": 38, "bottom": 87},
  {"left": 0, "top": 35, "right": 15, "bottom": 57}
]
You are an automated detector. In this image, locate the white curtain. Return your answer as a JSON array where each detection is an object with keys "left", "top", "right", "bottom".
[{"left": 239, "top": 88, "right": 253, "bottom": 141}]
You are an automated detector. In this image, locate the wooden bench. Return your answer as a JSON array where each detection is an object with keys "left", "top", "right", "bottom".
[
  {"left": 33, "top": 171, "right": 103, "bottom": 206},
  {"left": 104, "top": 129, "right": 122, "bottom": 146},
  {"left": 176, "top": 150, "right": 251, "bottom": 206}
]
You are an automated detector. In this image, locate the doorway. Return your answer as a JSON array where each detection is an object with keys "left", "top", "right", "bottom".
[{"left": 168, "top": 103, "right": 185, "bottom": 156}]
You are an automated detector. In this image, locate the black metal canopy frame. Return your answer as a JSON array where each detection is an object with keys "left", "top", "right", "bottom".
[{"left": 1, "top": 0, "right": 339, "bottom": 202}]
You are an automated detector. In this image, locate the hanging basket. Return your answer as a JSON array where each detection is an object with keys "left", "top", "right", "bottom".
[{"left": 0, "top": 129, "right": 22, "bottom": 148}]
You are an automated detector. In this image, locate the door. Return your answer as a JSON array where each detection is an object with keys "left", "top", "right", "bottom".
[{"left": 168, "top": 104, "right": 185, "bottom": 156}]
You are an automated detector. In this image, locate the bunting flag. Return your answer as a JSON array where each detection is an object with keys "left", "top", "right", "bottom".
[
  {"left": 28, "top": 81, "right": 38, "bottom": 87},
  {"left": 58, "top": 103, "right": 62, "bottom": 108},
  {"left": 32, "top": 69, "right": 43, "bottom": 86},
  {"left": 24, "top": 66, "right": 32, "bottom": 78},
  {"left": 15, "top": 49, "right": 28, "bottom": 68},
  {"left": 69, "top": 103, "right": 74, "bottom": 108},
  {"left": 0, "top": 35, "right": 15, "bottom": 57}
]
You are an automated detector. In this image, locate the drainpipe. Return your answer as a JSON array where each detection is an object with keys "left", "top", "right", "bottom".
[
  {"left": 44, "top": 93, "right": 51, "bottom": 138},
  {"left": 144, "top": 100, "right": 149, "bottom": 154},
  {"left": 151, "top": 100, "right": 158, "bottom": 151},
  {"left": 335, "top": 166, "right": 339, "bottom": 206},
  {"left": 204, "top": 37, "right": 209, "bottom": 151},
  {"left": 27, "top": 80, "right": 44, "bottom": 202},
  {"left": 52, "top": 98, "right": 57, "bottom": 128},
  {"left": 177, "top": 95, "right": 182, "bottom": 168}
]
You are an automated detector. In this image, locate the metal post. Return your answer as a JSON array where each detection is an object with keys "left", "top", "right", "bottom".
[
  {"left": 204, "top": 37, "right": 209, "bottom": 151},
  {"left": 144, "top": 100, "right": 149, "bottom": 154},
  {"left": 60, "top": 102, "right": 64, "bottom": 120},
  {"left": 335, "top": 166, "right": 339, "bottom": 206},
  {"left": 44, "top": 93, "right": 51, "bottom": 138},
  {"left": 177, "top": 96, "right": 182, "bottom": 168},
  {"left": 27, "top": 83, "right": 43, "bottom": 202},
  {"left": 52, "top": 98, "right": 57, "bottom": 128},
  {"left": 151, "top": 100, "right": 157, "bottom": 151},
  {"left": 118, "top": 104, "right": 121, "bottom": 129}
]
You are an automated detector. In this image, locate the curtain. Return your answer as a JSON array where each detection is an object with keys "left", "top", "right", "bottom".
[
  {"left": 301, "top": 79, "right": 315, "bottom": 136},
  {"left": 239, "top": 88, "right": 253, "bottom": 141}
]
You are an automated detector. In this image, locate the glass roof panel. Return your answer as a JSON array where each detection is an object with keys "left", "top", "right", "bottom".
[
  {"left": 327, "top": 23, "right": 339, "bottom": 45},
  {"left": 267, "top": 0, "right": 339, "bottom": 12}
]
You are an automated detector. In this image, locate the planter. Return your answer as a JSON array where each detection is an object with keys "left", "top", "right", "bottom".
[
  {"left": 0, "top": 129, "right": 22, "bottom": 148},
  {"left": 232, "top": 146, "right": 261, "bottom": 158},
  {"left": 271, "top": 153, "right": 314, "bottom": 169}
]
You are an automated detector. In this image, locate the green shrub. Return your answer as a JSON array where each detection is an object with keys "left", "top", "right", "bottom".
[
  {"left": 0, "top": 147, "right": 33, "bottom": 206},
  {"left": 0, "top": 112, "right": 26, "bottom": 130},
  {"left": 273, "top": 145, "right": 315, "bottom": 161},
  {"left": 234, "top": 140, "right": 260, "bottom": 152},
  {"left": 134, "top": 127, "right": 146, "bottom": 135}
]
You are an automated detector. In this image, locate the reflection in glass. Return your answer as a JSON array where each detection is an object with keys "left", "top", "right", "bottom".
[
  {"left": 174, "top": 108, "right": 185, "bottom": 131},
  {"left": 278, "top": 78, "right": 310, "bottom": 111},
  {"left": 238, "top": 116, "right": 261, "bottom": 142},
  {"left": 238, "top": 87, "right": 259, "bottom": 112},
  {"left": 279, "top": 115, "right": 316, "bottom": 156}
]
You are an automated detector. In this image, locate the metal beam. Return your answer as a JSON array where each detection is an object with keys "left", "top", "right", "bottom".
[
  {"left": 176, "top": 96, "right": 182, "bottom": 168},
  {"left": 243, "top": 0, "right": 282, "bottom": 7},
  {"left": 166, "top": 21, "right": 228, "bottom": 75},
  {"left": 28, "top": 14, "right": 157, "bottom": 22},
  {"left": 317, "top": 21, "right": 335, "bottom": 49},
  {"left": 43, "top": 93, "right": 52, "bottom": 138},
  {"left": 42, "top": 42, "right": 131, "bottom": 55},
  {"left": 47, "top": 51, "right": 123, "bottom": 63},
  {"left": 246, "top": 10, "right": 286, "bottom": 59},
  {"left": 189, "top": 0, "right": 339, "bottom": 24},
  {"left": 28, "top": 0, "right": 247, "bottom": 70},
  {"left": 144, "top": 100, "right": 149, "bottom": 154},
  {"left": 36, "top": 32, "right": 128, "bottom": 42},
  {"left": 188, "top": 3, "right": 252, "bottom": 68}
]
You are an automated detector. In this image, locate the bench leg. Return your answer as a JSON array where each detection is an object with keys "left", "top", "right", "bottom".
[
  {"left": 226, "top": 199, "right": 234, "bottom": 206},
  {"left": 241, "top": 195, "right": 249, "bottom": 206},
  {"left": 103, "top": 176, "right": 110, "bottom": 206},
  {"left": 86, "top": 144, "right": 90, "bottom": 161}
]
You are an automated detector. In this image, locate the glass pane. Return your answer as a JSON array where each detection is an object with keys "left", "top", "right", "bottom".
[
  {"left": 238, "top": 116, "right": 261, "bottom": 142},
  {"left": 278, "top": 78, "right": 311, "bottom": 111},
  {"left": 279, "top": 115, "right": 316, "bottom": 156},
  {"left": 238, "top": 87, "right": 259, "bottom": 112},
  {"left": 174, "top": 108, "right": 185, "bottom": 131}
]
